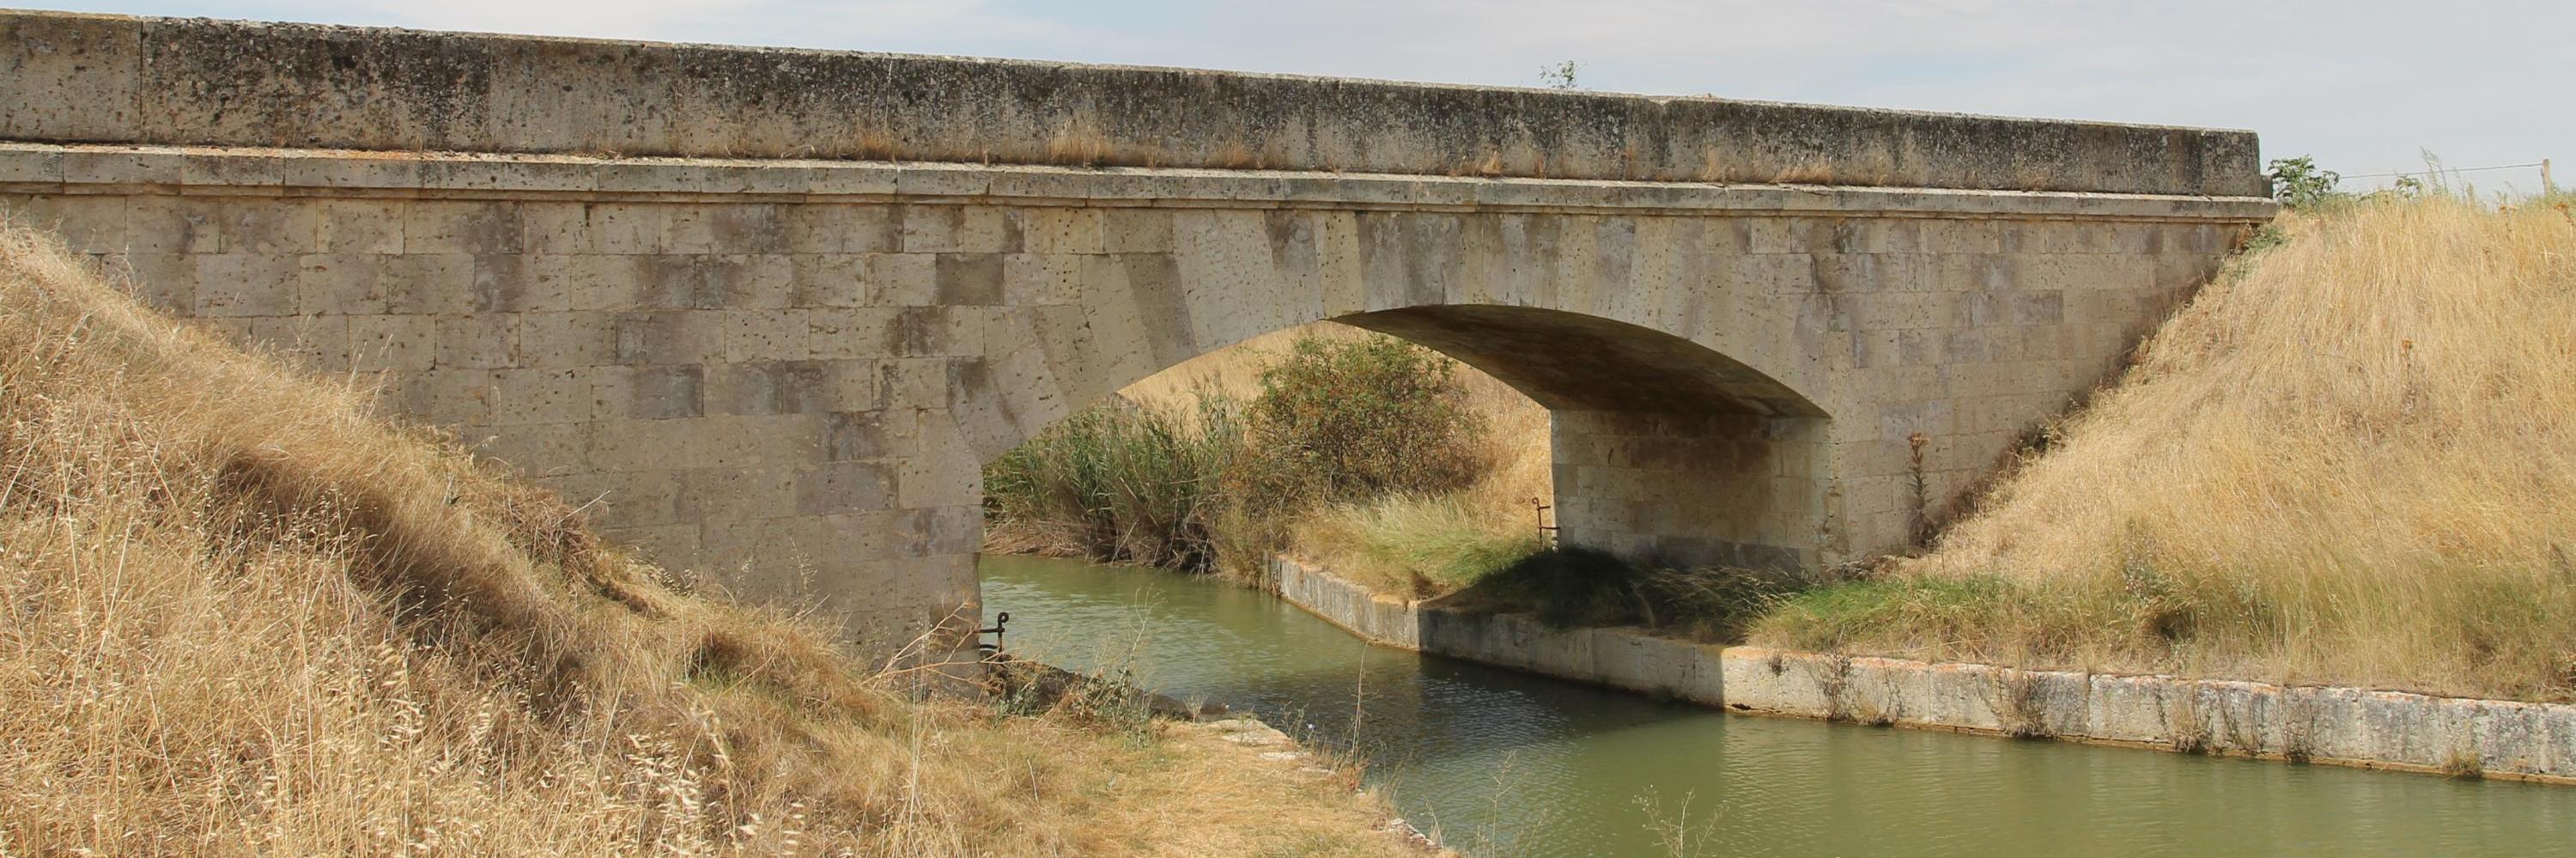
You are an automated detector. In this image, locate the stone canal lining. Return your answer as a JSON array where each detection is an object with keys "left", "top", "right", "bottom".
[{"left": 1272, "top": 557, "right": 2576, "bottom": 783}]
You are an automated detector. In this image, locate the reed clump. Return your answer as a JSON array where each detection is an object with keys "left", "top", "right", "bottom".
[
  {"left": 0, "top": 220, "right": 1418, "bottom": 856},
  {"left": 1755, "top": 197, "right": 2576, "bottom": 701},
  {"left": 982, "top": 392, "right": 1248, "bottom": 569}
]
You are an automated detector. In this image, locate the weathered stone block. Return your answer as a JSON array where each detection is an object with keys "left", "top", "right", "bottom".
[
  {"left": 380, "top": 254, "right": 477, "bottom": 315},
  {"left": 594, "top": 364, "right": 704, "bottom": 421},
  {"left": 787, "top": 253, "right": 871, "bottom": 308},
  {"left": 404, "top": 200, "right": 522, "bottom": 256},
  {"left": 722, "top": 308, "right": 809, "bottom": 362},
  {"left": 514, "top": 310, "right": 617, "bottom": 368},
  {"left": 902, "top": 204, "right": 1021, "bottom": 254},
  {"left": 346, "top": 314, "right": 435, "bottom": 373},
  {"left": 121, "top": 196, "right": 222, "bottom": 254},
  {"left": 395, "top": 367, "right": 496, "bottom": 426},
  {"left": 489, "top": 367, "right": 592, "bottom": 424},
  {"left": 434, "top": 315, "right": 519, "bottom": 368},
  {"left": 868, "top": 253, "right": 940, "bottom": 306},
  {"left": 586, "top": 204, "right": 668, "bottom": 254},
  {"left": 473, "top": 423, "right": 587, "bottom": 472},
  {"left": 933, "top": 253, "right": 1005, "bottom": 306},
  {"left": 613, "top": 311, "right": 725, "bottom": 366},
  {"left": 1019, "top": 208, "right": 1103, "bottom": 254},
  {"left": 16, "top": 193, "right": 128, "bottom": 253},
  {"left": 795, "top": 461, "right": 894, "bottom": 514},
  {"left": 190, "top": 253, "right": 299, "bottom": 316},
  {"left": 783, "top": 205, "right": 900, "bottom": 254},
  {"left": 294, "top": 253, "right": 384, "bottom": 315}
]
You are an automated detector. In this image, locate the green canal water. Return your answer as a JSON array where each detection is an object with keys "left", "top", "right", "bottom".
[{"left": 981, "top": 554, "right": 2575, "bottom": 857}]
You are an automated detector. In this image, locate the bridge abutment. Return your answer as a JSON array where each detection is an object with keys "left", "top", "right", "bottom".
[{"left": 1551, "top": 411, "right": 1826, "bottom": 571}]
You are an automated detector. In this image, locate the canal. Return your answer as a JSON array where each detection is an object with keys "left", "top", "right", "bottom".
[{"left": 982, "top": 555, "right": 2575, "bottom": 856}]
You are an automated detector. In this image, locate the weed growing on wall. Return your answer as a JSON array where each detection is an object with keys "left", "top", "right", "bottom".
[{"left": 2265, "top": 155, "right": 2346, "bottom": 210}]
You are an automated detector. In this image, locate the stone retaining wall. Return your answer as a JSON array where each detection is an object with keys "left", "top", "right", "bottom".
[{"left": 1272, "top": 557, "right": 2576, "bottom": 783}]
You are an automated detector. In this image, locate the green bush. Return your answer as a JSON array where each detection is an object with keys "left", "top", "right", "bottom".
[
  {"left": 1238, "top": 336, "right": 1486, "bottom": 508},
  {"left": 986, "top": 332, "right": 1499, "bottom": 577},
  {"left": 1752, "top": 575, "right": 2032, "bottom": 653},
  {"left": 2266, "top": 155, "right": 2347, "bottom": 210}
]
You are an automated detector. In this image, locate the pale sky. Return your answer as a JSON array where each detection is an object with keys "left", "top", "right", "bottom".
[{"left": 33, "top": 0, "right": 2573, "bottom": 193}]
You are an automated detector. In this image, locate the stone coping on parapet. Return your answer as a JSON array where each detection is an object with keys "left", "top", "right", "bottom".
[
  {"left": 1269, "top": 556, "right": 2576, "bottom": 785},
  {"left": 3, "top": 9, "right": 2260, "bottom": 197},
  {"left": 0, "top": 143, "right": 2279, "bottom": 224}
]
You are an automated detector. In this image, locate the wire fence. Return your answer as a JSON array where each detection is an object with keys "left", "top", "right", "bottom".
[{"left": 2332, "top": 159, "right": 2556, "bottom": 194}]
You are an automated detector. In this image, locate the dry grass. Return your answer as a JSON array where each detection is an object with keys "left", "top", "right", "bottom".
[
  {"left": 0, "top": 220, "right": 1420, "bottom": 856},
  {"left": 1756, "top": 198, "right": 2576, "bottom": 700},
  {"left": 1117, "top": 326, "right": 1361, "bottom": 405},
  {"left": 1042, "top": 120, "right": 1117, "bottom": 169},
  {"left": 1291, "top": 494, "right": 1549, "bottom": 599}
]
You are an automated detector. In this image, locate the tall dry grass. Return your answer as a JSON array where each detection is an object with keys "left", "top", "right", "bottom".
[
  {"left": 0, "top": 220, "right": 1420, "bottom": 856},
  {"left": 1758, "top": 197, "right": 2576, "bottom": 700}
]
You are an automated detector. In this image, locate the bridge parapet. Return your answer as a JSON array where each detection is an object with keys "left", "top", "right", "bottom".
[{"left": 3, "top": 10, "right": 2261, "bottom": 196}]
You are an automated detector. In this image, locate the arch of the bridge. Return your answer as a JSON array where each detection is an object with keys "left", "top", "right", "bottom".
[{"left": 975, "top": 302, "right": 1832, "bottom": 574}]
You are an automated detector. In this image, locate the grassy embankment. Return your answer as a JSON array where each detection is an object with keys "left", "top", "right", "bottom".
[
  {"left": 0, "top": 221, "right": 1425, "bottom": 856},
  {"left": 1759, "top": 196, "right": 2576, "bottom": 702},
  {"left": 991, "top": 195, "right": 2576, "bottom": 702}
]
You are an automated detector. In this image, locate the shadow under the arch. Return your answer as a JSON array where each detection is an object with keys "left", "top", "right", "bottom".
[
  {"left": 1425, "top": 545, "right": 1812, "bottom": 643},
  {"left": 1333, "top": 304, "right": 1825, "bottom": 417}
]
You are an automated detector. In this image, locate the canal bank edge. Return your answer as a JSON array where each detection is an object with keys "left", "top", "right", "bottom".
[
  {"left": 1180, "top": 716, "right": 1454, "bottom": 855},
  {"left": 1271, "top": 557, "right": 2576, "bottom": 784},
  {"left": 999, "top": 656, "right": 1455, "bottom": 855}
]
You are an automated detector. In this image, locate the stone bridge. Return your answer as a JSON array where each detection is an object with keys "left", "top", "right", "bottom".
[{"left": 0, "top": 11, "right": 2274, "bottom": 655}]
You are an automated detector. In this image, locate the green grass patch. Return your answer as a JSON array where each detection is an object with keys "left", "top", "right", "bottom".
[
  {"left": 1751, "top": 575, "right": 2032, "bottom": 653},
  {"left": 1294, "top": 493, "right": 1545, "bottom": 598}
]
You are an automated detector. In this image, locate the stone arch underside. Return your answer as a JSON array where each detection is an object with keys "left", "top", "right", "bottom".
[
  {"left": 978, "top": 299, "right": 1835, "bottom": 576},
  {"left": 1341, "top": 306, "right": 1829, "bottom": 571}
]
